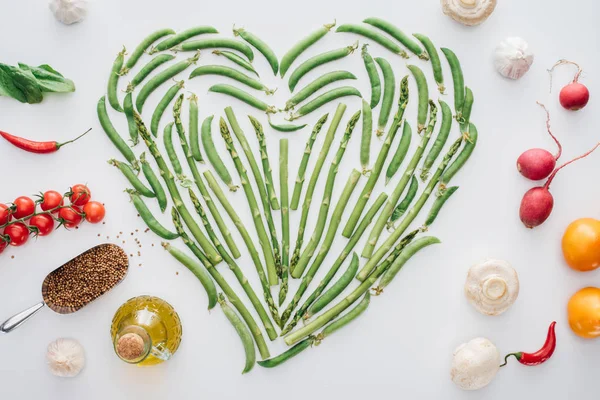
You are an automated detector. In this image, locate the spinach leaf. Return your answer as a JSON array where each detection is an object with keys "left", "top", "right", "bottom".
[
  {"left": 0, "top": 64, "right": 42, "bottom": 103},
  {"left": 18, "top": 63, "right": 75, "bottom": 93}
]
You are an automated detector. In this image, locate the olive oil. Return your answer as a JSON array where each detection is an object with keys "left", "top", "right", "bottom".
[{"left": 110, "top": 295, "right": 182, "bottom": 366}]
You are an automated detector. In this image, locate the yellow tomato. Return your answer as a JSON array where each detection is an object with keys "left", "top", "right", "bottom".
[
  {"left": 562, "top": 218, "right": 600, "bottom": 272},
  {"left": 568, "top": 287, "right": 600, "bottom": 338}
]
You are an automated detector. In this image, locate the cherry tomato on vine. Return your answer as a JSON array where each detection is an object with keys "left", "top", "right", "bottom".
[
  {"left": 0, "top": 204, "right": 11, "bottom": 225},
  {"left": 59, "top": 206, "right": 83, "bottom": 228},
  {"left": 30, "top": 214, "right": 55, "bottom": 236},
  {"left": 70, "top": 184, "right": 91, "bottom": 206},
  {"left": 12, "top": 197, "right": 35, "bottom": 219},
  {"left": 0, "top": 238, "right": 8, "bottom": 254},
  {"left": 83, "top": 201, "right": 106, "bottom": 224},
  {"left": 4, "top": 223, "right": 29, "bottom": 246},
  {"left": 40, "top": 190, "right": 64, "bottom": 212}
]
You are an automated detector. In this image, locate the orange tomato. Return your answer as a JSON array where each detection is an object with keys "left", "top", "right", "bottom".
[
  {"left": 567, "top": 287, "right": 600, "bottom": 338},
  {"left": 561, "top": 218, "right": 600, "bottom": 272}
]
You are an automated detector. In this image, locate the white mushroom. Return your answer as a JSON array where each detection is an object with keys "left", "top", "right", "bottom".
[
  {"left": 465, "top": 259, "right": 519, "bottom": 316},
  {"left": 451, "top": 337, "right": 500, "bottom": 390},
  {"left": 441, "top": 0, "right": 497, "bottom": 26}
]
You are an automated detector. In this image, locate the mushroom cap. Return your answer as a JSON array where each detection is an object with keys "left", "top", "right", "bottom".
[
  {"left": 465, "top": 259, "right": 519, "bottom": 316},
  {"left": 451, "top": 337, "right": 500, "bottom": 390},
  {"left": 441, "top": 0, "right": 498, "bottom": 26}
]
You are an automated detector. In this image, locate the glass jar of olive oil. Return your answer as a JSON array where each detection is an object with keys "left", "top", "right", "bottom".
[{"left": 110, "top": 296, "right": 182, "bottom": 366}]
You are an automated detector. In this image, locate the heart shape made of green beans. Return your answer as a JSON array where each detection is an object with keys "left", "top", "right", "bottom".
[{"left": 97, "top": 18, "right": 477, "bottom": 373}]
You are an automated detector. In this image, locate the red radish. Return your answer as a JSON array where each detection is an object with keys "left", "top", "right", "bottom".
[
  {"left": 517, "top": 103, "right": 562, "bottom": 180},
  {"left": 520, "top": 142, "right": 600, "bottom": 228},
  {"left": 549, "top": 59, "right": 590, "bottom": 111}
]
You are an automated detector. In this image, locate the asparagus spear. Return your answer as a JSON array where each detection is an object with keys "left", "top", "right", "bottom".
[{"left": 279, "top": 139, "right": 290, "bottom": 308}]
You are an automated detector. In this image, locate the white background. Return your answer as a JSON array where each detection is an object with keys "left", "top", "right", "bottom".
[{"left": 1, "top": 0, "right": 599, "bottom": 398}]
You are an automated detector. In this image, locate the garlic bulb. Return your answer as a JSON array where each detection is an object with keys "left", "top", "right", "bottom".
[
  {"left": 451, "top": 337, "right": 500, "bottom": 390},
  {"left": 465, "top": 259, "right": 519, "bottom": 316},
  {"left": 49, "top": 0, "right": 87, "bottom": 25},
  {"left": 46, "top": 338, "right": 85, "bottom": 377},
  {"left": 494, "top": 37, "right": 534, "bottom": 80},
  {"left": 441, "top": 0, "right": 497, "bottom": 26}
]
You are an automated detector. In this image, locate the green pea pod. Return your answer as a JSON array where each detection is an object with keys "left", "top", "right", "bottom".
[
  {"left": 374, "top": 57, "right": 395, "bottom": 136},
  {"left": 107, "top": 47, "right": 126, "bottom": 112},
  {"left": 280, "top": 21, "right": 336, "bottom": 77},
  {"left": 361, "top": 44, "right": 381, "bottom": 109},
  {"left": 407, "top": 65, "right": 429, "bottom": 134},
  {"left": 257, "top": 337, "right": 315, "bottom": 368},
  {"left": 188, "top": 93, "right": 204, "bottom": 163},
  {"left": 385, "top": 121, "right": 412, "bottom": 184},
  {"left": 212, "top": 50, "right": 259, "bottom": 77},
  {"left": 163, "top": 243, "right": 217, "bottom": 309},
  {"left": 127, "top": 54, "right": 175, "bottom": 92},
  {"left": 289, "top": 86, "right": 361, "bottom": 121},
  {"left": 129, "top": 192, "right": 179, "bottom": 240},
  {"left": 421, "top": 100, "right": 453, "bottom": 181},
  {"left": 440, "top": 123, "right": 478, "bottom": 187},
  {"left": 389, "top": 175, "right": 418, "bottom": 228},
  {"left": 413, "top": 33, "right": 445, "bottom": 93},
  {"left": 233, "top": 27, "right": 279, "bottom": 75},
  {"left": 378, "top": 236, "right": 441, "bottom": 289},
  {"left": 218, "top": 293, "right": 256, "bottom": 373},
  {"left": 363, "top": 18, "right": 426, "bottom": 59},
  {"left": 285, "top": 70, "right": 357, "bottom": 111},
  {"left": 110, "top": 159, "right": 155, "bottom": 198},
  {"left": 97, "top": 96, "right": 139, "bottom": 170},
  {"left": 268, "top": 118, "right": 307, "bottom": 133},
  {"left": 317, "top": 291, "right": 370, "bottom": 341},
  {"left": 150, "top": 80, "right": 184, "bottom": 137},
  {"left": 336, "top": 24, "right": 408, "bottom": 57},
  {"left": 150, "top": 26, "right": 219, "bottom": 53},
  {"left": 123, "top": 92, "right": 139, "bottom": 146},
  {"left": 209, "top": 84, "right": 276, "bottom": 113},
  {"left": 425, "top": 186, "right": 458, "bottom": 227},
  {"left": 441, "top": 47, "right": 465, "bottom": 118},
  {"left": 360, "top": 99, "right": 372, "bottom": 174},
  {"left": 140, "top": 152, "right": 168, "bottom": 212},
  {"left": 177, "top": 38, "right": 254, "bottom": 61},
  {"left": 123, "top": 28, "right": 175, "bottom": 72}
]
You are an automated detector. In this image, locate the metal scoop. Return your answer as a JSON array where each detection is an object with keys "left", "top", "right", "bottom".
[{"left": 0, "top": 244, "right": 128, "bottom": 334}]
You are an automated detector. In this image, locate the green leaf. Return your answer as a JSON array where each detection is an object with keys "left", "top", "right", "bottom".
[
  {"left": 18, "top": 63, "right": 75, "bottom": 93},
  {"left": 0, "top": 66, "right": 27, "bottom": 102},
  {"left": 0, "top": 64, "right": 43, "bottom": 103}
]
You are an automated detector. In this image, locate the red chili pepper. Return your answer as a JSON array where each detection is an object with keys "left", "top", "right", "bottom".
[
  {"left": 501, "top": 321, "right": 557, "bottom": 367},
  {"left": 0, "top": 128, "right": 92, "bottom": 154}
]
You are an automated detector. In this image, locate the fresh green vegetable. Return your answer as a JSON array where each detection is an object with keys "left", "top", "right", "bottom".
[
  {"left": 140, "top": 152, "right": 167, "bottom": 212},
  {"left": 150, "top": 26, "right": 219, "bottom": 53},
  {"left": 107, "top": 48, "right": 125, "bottom": 112},
  {"left": 163, "top": 122, "right": 188, "bottom": 184},
  {"left": 189, "top": 65, "right": 275, "bottom": 94},
  {"left": 285, "top": 71, "right": 357, "bottom": 111},
  {"left": 258, "top": 337, "right": 316, "bottom": 368},
  {"left": 375, "top": 57, "right": 395, "bottom": 136},
  {"left": 0, "top": 62, "right": 74, "bottom": 104},
  {"left": 176, "top": 38, "right": 255, "bottom": 61},
  {"left": 288, "top": 87, "right": 361, "bottom": 121},
  {"left": 441, "top": 47, "right": 465, "bottom": 118},
  {"left": 210, "top": 84, "right": 276, "bottom": 113},
  {"left": 336, "top": 24, "right": 408, "bottom": 57},
  {"left": 217, "top": 293, "right": 256, "bottom": 374},
  {"left": 413, "top": 33, "right": 444, "bottom": 93},
  {"left": 268, "top": 118, "right": 307, "bottom": 133},
  {"left": 440, "top": 123, "right": 478, "bottom": 188},
  {"left": 233, "top": 27, "right": 279, "bottom": 75},
  {"left": 361, "top": 44, "right": 381, "bottom": 109},
  {"left": 360, "top": 99, "right": 372, "bottom": 174},
  {"left": 424, "top": 186, "right": 459, "bottom": 227},
  {"left": 363, "top": 18, "right": 426, "bottom": 59},
  {"left": 188, "top": 93, "right": 204, "bottom": 163},
  {"left": 126, "top": 54, "right": 175, "bottom": 92},
  {"left": 407, "top": 65, "right": 429, "bottom": 133},
  {"left": 280, "top": 21, "right": 336, "bottom": 77},
  {"left": 315, "top": 291, "right": 370, "bottom": 341},
  {"left": 212, "top": 50, "right": 259, "bottom": 76},
  {"left": 122, "top": 28, "right": 175, "bottom": 73},
  {"left": 201, "top": 116, "right": 237, "bottom": 191},
  {"left": 97, "top": 96, "right": 138, "bottom": 170},
  {"left": 279, "top": 139, "right": 290, "bottom": 307},
  {"left": 385, "top": 121, "right": 412, "bottom": 184},
  {"left": 248, "top": 116, "right": 279, "bottom": 210},
  {"left": 388, "top": 175, "right": 418, "bottom": 230},
  {"left": 128, "top": 191, "right": 178, "bottom": 239},
  {"left": 110, "top": 159, "right": 155, "bottom": 198},
  {"left": 123, "top": 92, "right": 139, "bottom": 145},
  {"left": 150, "top": 80, "right": 184, "bottom": 137}
]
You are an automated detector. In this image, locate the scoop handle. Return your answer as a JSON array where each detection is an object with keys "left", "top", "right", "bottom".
[{"left": 0, "top": 302, "right": 45, "bottom": 334}]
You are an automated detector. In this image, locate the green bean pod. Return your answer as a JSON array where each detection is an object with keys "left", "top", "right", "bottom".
[
  {"left": 385, "top": 121, "right": 412, "bottom": 184},
  {"left": 316, "top": 291, "right": 370, "bottom": 341},
  {"left": 307, "top": 253, "right": 360, "bottom": 319},
  {"left": 123, "top": 92, "right": 139, "bottom": 146},
  {"left": 123, "top": 28, "right": 175, "bottom": 72},
  {"left": 209, "top": 84, "right": 276, "bottom": 113},
  {"left": 425, "top": 186, "right": 458, "bottom": 227},
  {"left": 285, "top": 70, "right": 357, "bottom": 111},
  {"left": 97, "top": 96, "right": 138, "bottom": 170},
  {"left": 212, "top": 50, "right": 259, "bottom": 77},
  {"left": 388, "top": 175, "right": 418, "bottom": 228},
  {"left": 190, "top": 65, "right": 274, "bottom": 94},
  {"left": 136, "top": 52, "right": 199, "bottom": 112},
  {"left": 233, "top": 27, "right": 278, "bottom": 75},
  {"left": 150, "top": 80, "right": 184, "bottom": 137},
  {"left": 421, "top": 100, "right": 452, "bottom": 181},
  {"left": 110, "top": 159, "right": 155, "bottom": 198},
  {"left": 336, "top": 24, "right": 408, "bottom": 58},
  {"left": 375, "top": 57, "right": 395, "bottom": 136},
  {"left": 360, "top": 99, "right": 373, "bottom": 174},
  {"left": 177, "top": 38, "right": 254, "bottom": 61},
  {"left": 129, "top": 192, "right": 178, "bottom": 239},
  {"left": 150, "top": 26, "right": 219, "bottom": 53},
  {"left": 188, "top": 93, "right": 204, "bottom": 163},
  {"left": 363, "top": 18, "right": 427, "bottom": 59},
  {"left": 361, "top": 44, "right": 381, "bottom": 109},
  {"left": 163, "top": 242, "right": 217, "bottom": 309},
  {"left": 280, "top": 20, "right": 336, "bottom": 77},
  {"left": 257, "top": 337, "right": 316, "bottom": 368},
  {"left": 268, "top": 118, "right": 307, "bottom": 133},
  {"left": 441, "top": 47, "right": 465, "bottom": 118},
  {"left": 127, "top": 54, "right": 175, "bottom": 92},
  {"left": 378, "top": 237, "right": 441, "bottom": 289},
  {"left": 107, "top": 47, "right": 126, "bottom": 112},
  {"left": 413, "top": 33, "right": 445, "bottom": 93},
  {"left": 440, "top": 123, "right": 478, "bottom": 187},
  {"left": 407, "top": 65, "right": 429, "bottom": 133},
  {"left": 289, "top": 86, "right": 361, "bottom": 121},
  {"left": 217, "top": 293, "right": 256, "bottom": 373},
  {"left": 200, "top": 116, "right": 237, "bottom": 191},
  {"left": 288, "top": 42, "right": 359, "bottom": 92},
  {"left": 140, "top": 152, "right": 168, "bottom": 212},
  {"left": 290, "top": 114, "right": 329, "bottom": 210}
]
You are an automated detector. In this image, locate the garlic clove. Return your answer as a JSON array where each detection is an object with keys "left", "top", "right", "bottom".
[
  {"left": 441, "top": 0, "right": 497, "bottom": 26},
  {"left": 49, "top": 0, "right": 87, "bottom": 25},
  {"left": 494, "top": 37, "right": 534, "bottom": 80},
  {"left": 464, "top": 259, "right": 519, "bottom": 316},
  {"left": 46, "top": 338, "right": 85, "bottom": 378}
]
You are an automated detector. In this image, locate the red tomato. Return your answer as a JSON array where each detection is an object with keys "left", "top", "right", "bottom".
[
  {"left": 4, "top": 223, "right": 29, "bottom": 246},
  {"left": 0, "top": 238, "right": 7, "bottom": 254},
  {"left": 40, "top": 190, "right": 64, "bottom": 211},
  {"left": 0, "top": 204, "right": 11, "bottom": 225},
  {"left": 13, "top": 196, "right": 35, "bottom": 219},
  {"left": 59, "top": 207, "right": 83, "bottom": 228},
  {"left": 30, "top": 214, "right": 55, "bottom": 236},
  {"left": 70, "top": 184, "right": 91, "bottom": 206},
  {"left": 83, "top": 201, "right": 106, "bottom": 224}
]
